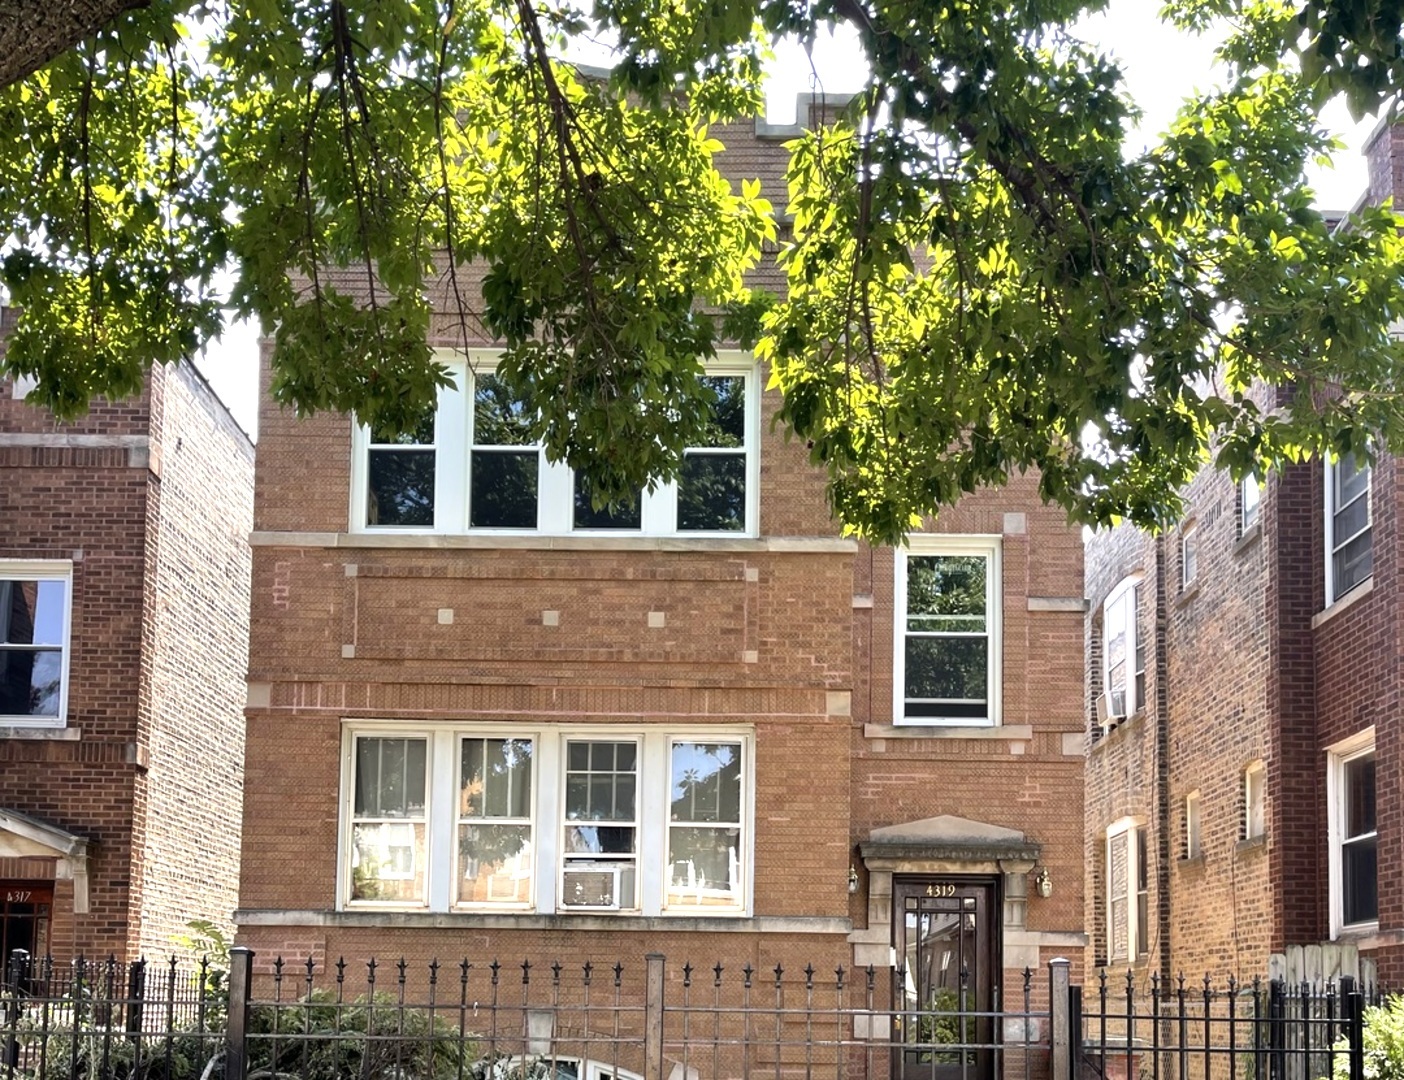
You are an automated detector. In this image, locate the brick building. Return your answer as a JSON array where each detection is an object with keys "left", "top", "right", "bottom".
[
  {"left": 232, "top": 98, "right": 1089, "bottom": 1080},
  {"left": 0, "top": 329, "right": 255, "bottom": 963},
  {"left": 1083, "top": 118, "right": 1404, "bottom": 987}
]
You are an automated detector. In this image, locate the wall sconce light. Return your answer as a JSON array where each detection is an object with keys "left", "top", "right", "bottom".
[
  {"left": 1033, "top": 867, "right": 1053, "bottom": 898},
  {"left": 848, "top": 865, "right": 860, "bottom": 894}
]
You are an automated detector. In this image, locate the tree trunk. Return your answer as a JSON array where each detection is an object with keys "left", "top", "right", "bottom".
[{"left": 0, "top": 0, "right": 150, "bottom": 89}]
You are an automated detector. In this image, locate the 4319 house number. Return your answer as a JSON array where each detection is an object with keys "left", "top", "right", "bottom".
[{"left": 925, "top": 883, "right": 956, "bottom": 898}]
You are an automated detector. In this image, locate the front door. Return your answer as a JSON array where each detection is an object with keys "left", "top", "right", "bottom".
[
  {"left": 892, "top": 876, "right": 999, "bottom": 1080},
  {"left": 0, "top": 882, "right": 53, "bottom": 971}
]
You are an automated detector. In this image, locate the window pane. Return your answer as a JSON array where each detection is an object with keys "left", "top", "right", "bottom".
[
  {"left": 470, "top": 450, "right": 538, "bottom": 528},
  {"left": 351, "top": 822, "right": 426, "bottom": 902},
  {"left": 367, "top": 450, "right": 436, "bottom": 527},
  {"left": 1334, "top": 494, "right": 1370, "bottom": 544},
  {"left": 458, "top": 825, "right": 533, "bottom": 905},
  {"left": 460, "top": 738, "right": 532, "bottom": 819},
  {"left": 565, "top": 741, "right": 636, "bottom": 821},
  {"left": 1343, "top": 836, "right": 1378, "bottom": 925},
  {"left": 474, "top": 374, "right": 536, "bottom": 446},
  {"left": 907, "top": 556, "right": 986, "bottom": 622},
  {"left": 670, "top": 742, "right": 742, "bottom": 824},
  {"left": 1334, "top": 533, "right": 1373, "bottom": 596},
  {"left": 1336, "top": 455, "right": 1370, "bottom": 508},
  {"left": 354, "top": 738, "right": 427, "bottom": 818},
  {"left": 905, "top": 637, "right": 988, "bottom": 702},
  {"left": 370, "top": 410, "right": 435, "bottom": 446},
  {"left": 0, "top": 648, "right": 63, "bottom": 717},
  {"left": 667, "top": 826, "right": 741, "bottom": 907},
  {"left": 1, "top": 580, "right": 67, "bottom": 646},
  {"left": 1345, "top": 755, "right": 1376, "bottom": 839},
  {"left": 693, "top": 376, "right": 746, "bottom": 449},
  {"left": 564, "top": 824, "right": 636, "bottom": 855},
  {"left": 678, "top": 454, "right": 745, "bottom": 531},
  {"left": 573, "top": 475, "right": 642, "bottom": 530},
  {"left": 1242, "top": 476, "right": 1260, "bottom": 529}
]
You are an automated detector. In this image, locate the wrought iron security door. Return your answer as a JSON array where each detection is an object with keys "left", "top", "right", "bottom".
[{"left": 893, "top": 877, "right": 998, "bottom": 1080}]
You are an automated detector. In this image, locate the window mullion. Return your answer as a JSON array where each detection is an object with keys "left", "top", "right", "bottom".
[
  {"left": 639, "top": 733, "right": 667, "bottom": 916},
  {"left": 536, "top": 732, "right": 561, "bottom": 914},
  {"left": 428, "top": 730, "right": 456, "bottom": 911},
  {"left": 438, "top": 372, "right": 468, "bottom": 532}
]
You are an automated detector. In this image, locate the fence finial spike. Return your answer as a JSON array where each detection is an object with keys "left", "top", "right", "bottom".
[
  {"left": 714, "top": 961, "right": 724, "bottom": 987},
  {"left": 682, "top": 962, "right": 693, "bottom": 987}
]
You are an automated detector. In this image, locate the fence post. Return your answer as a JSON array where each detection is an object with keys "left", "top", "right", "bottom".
[
  {"left": 126, "top": 958, "right": 147, "bottom": 1040},
  {"left": 1269, "top": 978, "right": 1286, "bottom": 1080},
  {"left": 1050, "top": 958, "right": 1071, "bottom": 1080},
  {"left": 1069, "top": 983, "right": 1084, "bottom": 1079},
  {"left": 226, "top": 946, "right": 254, "bottom": 1080},
  {"left": 644, "top": 953, "right": 666, "bottom": 1080},
  {"left": 3, "top": 949, "right": 28, "bottom": 1069},
  {"left": 1343, "top": 976, "right": 1364, "bottom": 1080}
]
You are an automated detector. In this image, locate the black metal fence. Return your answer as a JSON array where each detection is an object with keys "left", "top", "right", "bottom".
[
  {"left": 0, "top": 948, "right": 1390, "bottom": 1080},
  {"left": 1075, "top": 969, "right": 1382, "bottom": 1080}
]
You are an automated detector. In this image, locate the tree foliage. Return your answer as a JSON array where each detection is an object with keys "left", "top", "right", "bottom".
[{"left": 4, "top": 0, "right": 1404, "bottom": 541}]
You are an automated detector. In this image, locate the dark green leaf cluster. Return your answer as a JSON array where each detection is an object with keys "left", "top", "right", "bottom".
[{"left": 6, "top": 0, "right": 1404, "bottom": 540}]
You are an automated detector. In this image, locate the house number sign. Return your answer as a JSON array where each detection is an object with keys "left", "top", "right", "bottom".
[
  {"left": 5, "top": 890, "right": 33, "bottom": 903},
  {"left": 924, "top": 883, "right": 956, "bottom": 897}
]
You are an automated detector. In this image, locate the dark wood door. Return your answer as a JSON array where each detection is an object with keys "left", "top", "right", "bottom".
[
  {"left": 892, "top": 876, "right": 999, "bottom": 1080},
  {"left": 0, "top": 882, "right": 52, "bottom": 970}
]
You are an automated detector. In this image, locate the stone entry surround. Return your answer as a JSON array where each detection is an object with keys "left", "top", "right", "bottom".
[{"left": 851, "top": 815, "right": 1070, "bottom": 972}]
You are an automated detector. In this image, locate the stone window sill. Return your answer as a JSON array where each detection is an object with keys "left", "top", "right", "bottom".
[
  {"left": 1236, "top": 834, "right": 1267, "bottom": 856},
  {"left": 1234, "top": 522, "right": 1262, "bottom": 554},
  {"left": 1313, "top": 577, "right": 1375, "bottom": 629},
  {"left": 0, "top": 725, "right": 80, "bottom": 741},
  {"left": 864, "top": 724, "right": 1033, "bottom": 741}
]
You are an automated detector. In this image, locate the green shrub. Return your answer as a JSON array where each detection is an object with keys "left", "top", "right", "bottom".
[
  {"left": 246, "top": 989, "right": 473, "bottom": 1080},
  {"left": 1333, "top": 996, "right": 1404, "bottom": 1080}
]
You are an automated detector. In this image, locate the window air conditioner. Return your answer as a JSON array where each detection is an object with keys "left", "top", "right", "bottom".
[
  {"left": 1096, "top": 691, "right": 1126, "bottom": 729},
  {"left": 561, "top": 864, "right": 624, "bottom": 910}
]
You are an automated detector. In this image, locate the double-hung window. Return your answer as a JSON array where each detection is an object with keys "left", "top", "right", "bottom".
[
  {"left": 1325, "top": 453, "right": 1372, "bottom": 604},
  {"left": 1101, "top": 577, "right": 1144, "bottom": 721},
  {"left": 1328, "top": 730, "right": 1377, "bottom": 935},
  {"left": 353, "top": 352, "right": 759, "bottom": 537},
  {"left": 1240, "top": 475, "right": 1261, "bottom": 534},
  {"left": 1106, "top": 819, "right": 1149, "bottom": 964},
  {"left": 0, "top": 561, "right": 73, "bottom": 727},
  {"left": 893, "top": 537, "right": 1001, "bottom": 726},
  {"left": 341, "top": 725, "right": 751, "bottom": 916},
  {"left": 1181, "top": 523, "right": 1199, "bottom": 589}
]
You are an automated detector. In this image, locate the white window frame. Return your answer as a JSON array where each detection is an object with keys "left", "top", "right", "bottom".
[
  {"left": 338, "top": 722, "right": 754, "bottom": 917},
  {"left": 892, "top": 535, "right": 1002, "bottom": 727},
  {"left": 1324, "top": 453, "right": 1372, "bottom": 606},
  {"left": 349, "top": 350, "right": 761, "bottom": 538},
  {"left": 1184, "top": 791, "right": 1202, "bottom": 859},
  {"left": 1327, "top": 728, "right": 1377, "bottom": 938},
  {"left": 1101, "top": 575, "right": 1144, "bottom": 720},
  {"left": 0, "top": 560, "right": 74, "bottom": 729},
  {"left": 1181, "top": 523, "right": 1199, "bottom": 589},
  {"left": 1243, "top": 761, "right": 1266, "bottom": 840},
  {"left": 1105, "top": 817, "right": 1148, "bottom": 964}
]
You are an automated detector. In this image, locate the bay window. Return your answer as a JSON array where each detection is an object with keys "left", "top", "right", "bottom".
[{"left": 341, "top": 724, "right": 751, "bottom": 916}]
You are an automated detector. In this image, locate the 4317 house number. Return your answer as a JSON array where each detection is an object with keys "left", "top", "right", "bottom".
[
  {"left": 5, "top": 890, "right": 33, "bottom": 903},
  {"left": 925, "top": 884, "right": 956, "bottom": 898}
]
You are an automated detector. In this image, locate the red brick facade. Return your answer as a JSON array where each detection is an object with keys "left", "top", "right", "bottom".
[
  {"left": 234, "top": 100, "right": 1088, "bottom": 1057},
  {"left": 0, "top": 331, "right": 254, "bottom": 962},
  {"left": 1085, "top": 124, "right": 1404, "bottom": 986}
]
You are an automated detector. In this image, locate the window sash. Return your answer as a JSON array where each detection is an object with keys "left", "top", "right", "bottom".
[
  {"left": 1329, "top": 736, "right": 1378, "bottom": 934},
  {"left": 1102, "top": 579, "right": 1141, "bottom": 717},
  {"left": 896, "top": 544, "right": 999, "bottom": 725},
  {"left": 0, "top": 568, "right": 72, "bottom": 727},
  {"left": 353, "top": 354, "right": 757, "bottom": 537},
  {"left": 1326, "top": 456, "right": 1372, "bottom": 603}
]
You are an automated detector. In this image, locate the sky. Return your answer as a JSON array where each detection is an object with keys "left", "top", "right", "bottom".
[{"left": 193, "top": 9, "right": 1386, "bottom": 439}]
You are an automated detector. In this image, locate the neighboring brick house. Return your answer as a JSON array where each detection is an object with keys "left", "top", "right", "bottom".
[
  {"left": 1084, "top": 118, "right": 1404, "bottom": 987},
  {"left": 233, "top": 97, "right": 1089, "bottom": 1080},
  {"left": 0, "top": 326, "right": 254, "bottom": 963}
]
